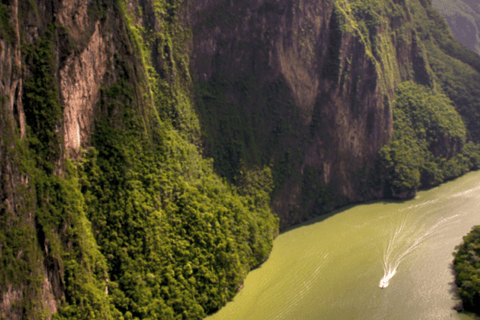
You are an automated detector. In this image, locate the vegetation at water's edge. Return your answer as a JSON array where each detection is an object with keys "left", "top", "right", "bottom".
[
  {"left": 453, "top": 225, "right": 480, "bottom": 313},
  {"left": 379, "top": 81, "right": 480, "bottom": 197}
]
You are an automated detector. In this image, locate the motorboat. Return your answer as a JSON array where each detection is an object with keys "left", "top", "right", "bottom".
[{"left": 379, "top": 279, "right": 388, "bottom": 289}]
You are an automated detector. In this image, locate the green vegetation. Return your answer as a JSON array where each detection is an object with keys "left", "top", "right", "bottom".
[
  {"left": 301, "top": 165, "right": 347, "bottom": 220},
  {"left": 1, "top": 0, "right": 278, "bottom": 319},
  {"left": 0, "top": 22, "right": 113, "bottom": 319},
  {"left": 40, "top": 160, "right": 113, "bottom": 319},
  {"left": 0, "top": 3, "right": 16, "bottom": 45},
  {"left": 0, "top": 144, "right": 113, "bottom": 319},
  {"left": 5, "top": 0, "right": 480, "bottom": 317},
  {"left": 379, "top": 81, "right": 480, "bottom": 196},
  {"left": 68, "top": 1, "right": 280, "bottom": 317},
  {"left": 410, "top": 0, "right": 480, "bottom": 142},
  {"left": 22, "top": 24, "right": 63, "bottom": 173},
  {"left": 195, "top": 75, "right": 305, "bottom": 196},
  {"left": 75, "top": 127, "right": 277, "bottom": 319},
  {"left": 63, "top": 55, "right": 278, "bottom": 320},
  {"left": 333, "top": 0, "right": 480, "bottom": 198},
  {"left": 432, "top": 0, "right": 480, "bottom": 55},
  {"left": 333, "top": 0, "right": 404, "bottom": 93},
  {"left": 454, "top": 225, "right": 480, "bottom": 313},
  {"left": 190, "top": 0, "right": 480, "bottom": 226}
]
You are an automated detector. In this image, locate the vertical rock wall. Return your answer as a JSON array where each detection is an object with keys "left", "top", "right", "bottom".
[
  {"left": 183, "top": 0, "right": 432, "bottom": 226},
  {"left": 0, "top": 0, "right": 123, "bottom": 317}
]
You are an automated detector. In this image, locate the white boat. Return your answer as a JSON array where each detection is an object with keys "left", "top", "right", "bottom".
[{"left": 379, "top": 279, "right": 388, "bottom": 288}]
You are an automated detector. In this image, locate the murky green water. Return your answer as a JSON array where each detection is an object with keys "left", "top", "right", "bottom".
[{"left": 207, "top": 171, "right": 480, "bottom": 320}]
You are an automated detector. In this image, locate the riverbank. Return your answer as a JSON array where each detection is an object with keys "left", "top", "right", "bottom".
[{"left": 207, "top": 171, "right": 480, "bottom": 320}]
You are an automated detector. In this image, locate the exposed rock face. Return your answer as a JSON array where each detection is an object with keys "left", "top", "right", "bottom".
[
  {"left": 0, "top": 0, "right": 61, "bottom": 317},
  {"left": 182, "top": 0, "right": 442, "bottom": 226},
  {"left": 0, "top": 0, "right": 25, "bottom": 141},
  {"left": 60, "top": 21, "right": 109, "bottom": 153},
  {"left": 0, "top": 285, "right": 23, "bottom": 320},
  {"left": 0, "top": 0, "right": 120, "bottom": 318}
]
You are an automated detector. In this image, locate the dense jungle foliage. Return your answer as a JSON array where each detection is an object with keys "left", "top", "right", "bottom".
[
  {"left": 454, "top": 225, "right": 480, "bottom": 313},
  {"left": 0, "top": 0, "right": 278, "bottom": 319},
  {"left": 1, "top": 20, "right": 111, "bottom": 319},
  {"left": 4, "top": 0, "right": 480, "bottom": 318},
  {"left": 337, "top": 0, "right": 480, "bottom": 144},
  {"left": 64, "top": 0, "right": 279, "bottom": 318},
  {"left": 379, "top": 81, "right": 480, "bottom": 196}
]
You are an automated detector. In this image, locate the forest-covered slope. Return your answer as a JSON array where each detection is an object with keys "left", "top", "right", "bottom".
[
  {"left": 1, "top": 0, "right": 480, "bottom": 319},
  {"left": 432, "top": 0, "right": 480, "bottom": 55},
  {"left": 379, "top": 81, "right": 479, "bottom": 198},
  {"left": 0, "top": 0, "right": 277, "bottom": 319}
]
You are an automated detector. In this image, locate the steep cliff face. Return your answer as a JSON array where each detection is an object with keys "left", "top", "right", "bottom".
[
  {"left": 1, "top": 0, "right": 480, "bottom": 318},
  {"left": 1, "top": 1, "right": 57, "bottom": 318},
  {"left": 183, "top": 0, "right": 385, "bottom": 227},
  {"left": 181, "top": 0, "right": 480, "bottom": 227},
  {"left": 1, "top": 0, "right": 278, "bottom": 319},
  {"left": 0, "top": 0, "right": 131, "bottom": 318}
]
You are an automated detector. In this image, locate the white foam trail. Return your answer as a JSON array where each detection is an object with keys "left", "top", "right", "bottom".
[
  {"left": 399, "top": 199, "right": 439, "bottom": 212},
  {"left": 272, "top": 253, "right": 330, "bottom": 320},
  {"left": 379, "top": 214, "right": 458, "bottom": 288},
  {"left": 450, "top": 185, "right": 480, "bottom": 198}
]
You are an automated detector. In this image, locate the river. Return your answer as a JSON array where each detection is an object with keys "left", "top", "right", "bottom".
[{"left": 207, "top": 171, "right": 480, "bottom": 320}]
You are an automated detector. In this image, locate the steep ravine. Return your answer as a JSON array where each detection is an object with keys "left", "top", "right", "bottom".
[{"left": 1, "top": 0, "right": 480, "bottom": 319}]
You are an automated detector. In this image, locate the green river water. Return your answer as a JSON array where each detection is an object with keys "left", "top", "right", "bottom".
[{"left": 207, "top": 171, "right": 480, "bottom": 320}]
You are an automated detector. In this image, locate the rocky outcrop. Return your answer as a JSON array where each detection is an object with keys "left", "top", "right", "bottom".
[
  {"left": 0, "top": 0, "right": 25, "bottom": 141},
  {"left": 60, "top": 21, "right": 109, "bottom": 154}
]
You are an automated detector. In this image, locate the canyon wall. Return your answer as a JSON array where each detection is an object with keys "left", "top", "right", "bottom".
[
  {"left": 1, "top": 0, "right": 480, "bottom": 318},
  {"left": 183, "top": 0, "right": 480, "bottom": 227},
  {"left": 0, "top": 0, "right": 278, "bottom": 318}
]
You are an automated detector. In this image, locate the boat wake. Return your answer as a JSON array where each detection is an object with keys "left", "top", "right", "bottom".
[{"left": 379, "top": 213, "right": 458, "bottom": 289}]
